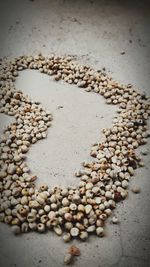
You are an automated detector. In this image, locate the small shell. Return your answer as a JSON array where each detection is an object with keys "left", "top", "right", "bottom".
[
  {"left": 64, "top": 253, "right": 73, "bottom": 265},
  {"left": 86, "top": 182, "right": 93, "bottom": 190},
  {"left": 87, "top": 225, "right": 95, "bottom": 233},
  {"left": 27, "top": 212, "right": 36, "bottom": 223},
  {"left": 105, "top": 191, "right": 112, "bottom": 199},
  {"left": 37, "top": 223, "right": 45, "bottom": 233},
  {"left": 85, "top": 204, "right": 92, "bottom": 214},
  {"left": 96, "top": 227, "right": 104, "bottom": 237},
  {"left": 63, "top": 221, "right": 72, "bottom": 230},
  {"left": 53, "top": 225, "right": 62, "bottom": 236},
  {"left": 72, "top": 194, "right": 81, "bottom": 204},
  {"left": 64, "top": 213, "right": 73, "bottom": 222},
  {"left": 70, "top": 203, "right": 77, "bottom": 211},
  {"left": 63, "top": 233, "right": 71, "bottom": 242},
  {"left": 70, "top": 227, "right": 79, "bottom": 237},
  {"left": 44, "top": 205, "right": 51, "bottom": 213},
  {"left": 112, "top": 216, "right": 119, "bottom": 224},
  {"left": 131, "top": 186, "right": 140, "bottom": 194},
  {"left": 40, "top": 215, "right": 48, "bottom": 224},
  {"left": 68, "top": 245, "right": 80, "bottom": 256},
  {"left": 62, "top": 197, "right": 70, "bottom": 206},
  {"left": 79, "top": 231, "right": 88, "bottom": 241},
  {"left": 21, "top": 222, "right": 29, "bottom": 233},
  {"left": 78, "top": 204, "right": 85, "bottom": 212}
]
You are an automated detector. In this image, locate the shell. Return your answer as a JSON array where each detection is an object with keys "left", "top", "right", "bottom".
[
  {"left": 68, "top": 245, "right": 80, "bottom": 256},
  {"left": 37, "top": 223, "right": 45, "bottom": 233},
  {"left": 70, "top": 227, "right": 79, "bottom": 237},
  {"left": 131, "top": 186, "right": 141, "bottom": 194},
  {"left": 64, "top": 253, "right": 73, "bottom": 265},
  {"left": 53, "top": 225, "right": 62, "bottom": 236},
  {"left": 62, "top": 233, "right": 71, "bottom": 242}
]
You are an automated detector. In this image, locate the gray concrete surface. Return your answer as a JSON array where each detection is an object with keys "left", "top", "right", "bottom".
[{"left": 0, "top": 1, "right": 150, "bottom": 267}]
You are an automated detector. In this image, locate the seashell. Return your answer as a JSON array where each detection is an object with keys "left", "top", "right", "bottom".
[
  {"left": 65, "top": 222, "right": 73, "bottom": 231},
  {"left": 44, "top": 205, "right": 51, "bottom": 213},
  {"left": 70, "top": 227, "right": 79, "bottom": 237},
  {"left": 96, "top": 219, "right": 104, "bottom": 227},
  {"left": 112, "top": 216, "right": 119, "bottom": 224},
  {"left": 7, "top": 164, "right": 16, "bottom": 175},
  {"left": 48, "top": 211, "right": 56, "bottom": 220},
  {"left": 27, "top": 212, "right": 36, "bottom": 223},
  {"left": 92, "top": 187, "right": 100, "bottom": 194},
  {"left": 122, "top": 180, "right": 129, "bottom": 189},
  {"left": 77, "top": 204, "right": 85, "bottom": 212},
  {"left": 37, "top": 223, "right": 45, "bottom": 233},
  {"left": 64, "top": 213, "right": 73, "bottom": 222},
  {"left": 62, "top": 197, "right": 70, "bottom": 207},
  {"left": 51, "top": 203, "right": 58, "bottom": 210},
  {"left": 21, "top": 222, "right": 29, "bottom": 233},
  {"left": 61, "top": 188, "right": 69, "bottom": 197},
  {"left": 49, "top": 217, "right": 58, "bottom": 226},
  {"left": 36, "top": 195, "right": 45, "bottom": 205},
  {"left": 69, "top": 203, "right": 77, "bottom": 211},
  {"left": 74, "top": 171, "right": 82, "bottom": 177},
  {"left": 20, "top": 145, "right": 29, "bottom": 153},
  {"left": 85, "top": 182, "right": 93, "bottom": 190},
  {"left": 88, "top": 213, "right": 96, "bottom": 224},
  {"left": 0, "top": 171, "right": 7, "bottom": 179},
  {"left": 99, "top": 213, "right": 107, "bottom": 221},
  {"left": 75, "top": 222, "right": 85, "bottom": 230},
  {"left": 29, "top": 200, "right": 40, "bottom": 208},
  {"left": 79, "top": 231, "right": 88, "bottom": 241},
  {"left": 14, "top": 154, "right": 22, "bottom": 162},
  {"left": 72, "top": 194, "right": 81, "bottom": 204},
  {"left": 131, "top": 186, "right": 140, "bottom": 194},
  {"left": 105, "top": 209, "right": 112, "bottom": 216},
  {"left": 64, "top": 253, "right": 73, "bottom": 265},
  {"left": 40, "top": 215, "right": 48, "bottom": 224},
  {"left": 21, "top": 196, "right": 28, "bottom": 205},
  {"left": 40, "top": 184, "right": 48, "bottom": 191},
  {"left": 62, "top": 233, "right": 71, "bottom": 242},
  {"left": 53, "top": 225, "right": 62, "bottom": 236},
  {"left": 85, "top": 204, "right": 92, "bottom": 214},
  {"left": 21, "top": 188, "right": 29, "bottom": 196},
  {"left": 128, "top": 166, "right": 134, "bottom": 176},
  {"left": 68, "top": 245, "right": 80, "bottom": 256},
  {"left": 76, "top": 212, "right": 84, "bottom": 221},
  {"left": 96, "top": 227, "right": 104, "bottom": 237},
  {"left": 87, "top": 225, "right": 96, "bottom": 233},
  {"left": 105, "top": 191, "right": 112, "bottom": 199}
]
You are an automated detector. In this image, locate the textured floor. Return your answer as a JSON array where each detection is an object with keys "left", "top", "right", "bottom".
[{"left": 0, "top": 1, "right": 150, "bottom": 267}]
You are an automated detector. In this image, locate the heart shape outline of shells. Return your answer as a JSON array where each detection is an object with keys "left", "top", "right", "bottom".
[{"left": 0, "top": 54, "right": 149, "bottom": 240}]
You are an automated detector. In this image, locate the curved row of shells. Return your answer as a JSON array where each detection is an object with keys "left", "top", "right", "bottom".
[{"left": 0, "top": 55, "right": 150, "bottom": 242}]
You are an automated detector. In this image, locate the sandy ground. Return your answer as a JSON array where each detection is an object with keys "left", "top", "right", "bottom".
[{"left": 0, "top": 1, "right": 150, "bottom": 267}]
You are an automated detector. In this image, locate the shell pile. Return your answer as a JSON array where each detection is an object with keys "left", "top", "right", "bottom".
[{"left": 0, "top": 55, "right": 150, "bottom": 240}]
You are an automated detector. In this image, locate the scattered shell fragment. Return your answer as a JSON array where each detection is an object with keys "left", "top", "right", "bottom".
[
  {"left": 131, "top": 186, "right": 141, "bottom": 194},
  {"left": 64, "top": 253, "right": 73, "bottom": 265},
  {"left": 68, "top": 245, "right": 81, "bottom": 256},
  {"left": 112, "top": 216, "right": 119, "bottom": 224}
]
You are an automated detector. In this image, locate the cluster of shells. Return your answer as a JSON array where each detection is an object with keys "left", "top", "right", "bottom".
[{"left": 0, "top": 54, "right": 150, "bottom": 242}]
